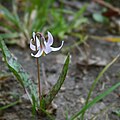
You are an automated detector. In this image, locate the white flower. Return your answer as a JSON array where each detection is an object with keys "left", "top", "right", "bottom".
[{"left": 30, "top": 31, "right": 64, "bottom": 57}]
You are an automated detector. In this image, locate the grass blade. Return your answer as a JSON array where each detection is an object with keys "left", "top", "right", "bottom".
[
  {"left": 70, "top": 81, "right": 120, "bottom": 120},
  {"left": 81, "top": 54, "right": 119, "bottom": 119},
  {"left": 0, "top": 5, "right": 19, "bottom": 28},
  {"left": 70, "top": 55, "right": 119, "bottom": 120},
  {"left": 0, "top": 100, "right": 20, "bottom": 111},
  {"left": 0, "top": 33, "right": 19, "bottom": 39}
]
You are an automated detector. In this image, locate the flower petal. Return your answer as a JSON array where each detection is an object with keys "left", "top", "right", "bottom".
[
  {"left": 30, "top": 39, "right": 36, "bottom": 51},
  {"left": 36, "top": 36, "right": 40, "bottom": 49},
  {"left": 43, "top": 45, "right": 52, "bottom": 54},
  {"left": 31, "top": 49, "right": 43, "bottom": 57},
  {"left": 51, "top": 41, "right": 64, "bottom": 51},
  {"left": 47, "top": 31, "right": 53, "bottom": 46},
  {"left": 33, "top": 32, "right": 36, "bottom": 39}
]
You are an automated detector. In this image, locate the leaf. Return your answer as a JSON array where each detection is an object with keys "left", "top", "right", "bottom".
[
  {"left": 70, "top": 81, "right": 120, "bottom": 120},
  {"left": 70, "top": 55, "right": 120, "bottom": 120},
  {"left": 80, "top": 54, "right": 119, "bottom": 119},
  {"left": 0, "top": 100, "right": 20, "bottom": 111},
  {"left": 0, "top": 5, "right": 19, "bottom": 27},
  {"left": 73, "top": 4, "right": 87, "bottom": 20},
  {"left": 90, "top": 35, "right": 120, "bottom": 43},
  {"left": 113, "top": 109, "right": 120, "bottom": 117},
  {"left": 103, "top": 37, "right": 120, "bottom": 42},
  {"left": 31, "top": 0, "right": 55, "bottom": 31},
  {"left": 0, "top": 33, "right": 20, "bottom": 39},
  {"left": 44, "top": 54, "right": 70, "bottom": 108},
  {"left": 0, "top": 39, "right": 38, "bottom": 108},
  {"left": 69, "top": 5, "right": 88, "bottom": 31},
  {"left": 93, "top": 13, "right": 104, "bottom": 23}
]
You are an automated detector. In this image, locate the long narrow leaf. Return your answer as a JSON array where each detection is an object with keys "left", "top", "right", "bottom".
[
  {"left": 70, "top": 81, "right": 120, "bottom": 120},
  {"left": 81, "top": 54, "right": 119, "bottom": 119},
  {"left": 0, "top": 33, "right": 19, "bottom": 39},
  {"left": 44, "top": 54, "right": 70, "bottom": 108},
  {"left": 0, "top": 5, "right": 19, "bottom": 28},
  {"left": 0, "top": 100, "right": 20, "bottom": 111},
  {"left": 0, "top": 39, "right": 38, "bottom": 107},
  {"left": 73, "top": 4, "right": 87, "bottom": 20}
]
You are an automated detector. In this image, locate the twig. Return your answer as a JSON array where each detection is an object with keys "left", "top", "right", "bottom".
[{"left": 93, "top": 0, "right": 120, "bottom": 15}]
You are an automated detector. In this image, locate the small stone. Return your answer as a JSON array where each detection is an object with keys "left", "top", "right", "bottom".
[
  {"left": 73, "top": 89, "right": 81, "bottom": 96},
  {"left": 77, "top": 97, "right": 86, "bottom": 104},
  {"left": 60, "top": 86, "right": 66, "bottom": 91}
]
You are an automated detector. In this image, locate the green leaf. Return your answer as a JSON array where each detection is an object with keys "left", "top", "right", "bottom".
[
  {"left": 0, "top": 39, "right": 38, "bottom": 108},
  {"left": 0, "top": 33, "right": 19, "bottom": 39},
  {"left": 73, "top": 4, "right": 87, "bottom": 20},
  {"left": 93, "top": 13, "right": 109, "bottom": 23},
  {"left": 93, "top": 13, "right": 104, "bottom": 23},
  {"left": 44, "top": 54, "right": 70, "bottom": 108},
  {"left": 0, "top": 100, "right": 20, "bottom": 111},
  {"left": 70, "top": 55, "right": 120, "bottom": 120},
  {"left": 113, "top": 109, "right": 120, "bottom": 117},
  {"left": 31, "top": 0, "right": 55, "bottom": 31},
  {"left": 81, "top": 55, "right": 119, "bottom": 119},
  {"left": 32, "top": 95, "right": 36, "bottom": 116},
  {"left": 0, "top": 5, "right": 20, "bottom": 28},
  {"left": 70, "top": 81, "right": 120, "bottom": 120}
]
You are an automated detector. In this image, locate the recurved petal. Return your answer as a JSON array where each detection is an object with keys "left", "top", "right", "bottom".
[
  {"left": 31, "top": 49, "right": 43, "bottom": 58},
  {"left": 47, "top": 31, "right": 53, "bottom": 46},
  {"left": 51, "top": 41, "right": 64, "bottom": 51},
  {"left": 33, "top": 32, "right": 36, "bottom": 39},
  {"left": 36, "top": 36, "right": 40, "bottom": 49},
  {"left": 30, "top": 39, "right": 36, "bottom": 51},
  {"left": 44, "top": 45, "right": 52, "bottom": 54}
]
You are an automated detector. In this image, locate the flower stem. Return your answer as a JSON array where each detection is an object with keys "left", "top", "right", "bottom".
[
  {"left": 36, "top": 58, "right": 41, "bottom": 100},
  {"left": 34, "top": 33, "right": 41, "bottom": 101}
]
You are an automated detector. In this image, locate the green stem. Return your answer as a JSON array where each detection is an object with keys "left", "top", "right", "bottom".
[
  {"left": 34, "top": 33, "right": 41, "bottom": 101},
  {"left": 36, "top": 58, "right": 41, "bottom": 100},
  {"left": 0, "top": 100, "right": 20, "bottom": 110}
]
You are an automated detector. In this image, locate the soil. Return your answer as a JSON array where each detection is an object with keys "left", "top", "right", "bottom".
[{"left": 0, "top": 1, "right": 120, "bottom": 120}]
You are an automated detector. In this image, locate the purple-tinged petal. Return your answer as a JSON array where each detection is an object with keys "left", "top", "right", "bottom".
[
  {"left": 43, "top": 37, "right": 47, "bottom": 46},
  {"left": 30, "top": 39, "right": 36, "bottom": 51},
  {"left": 31, "top": 49, "right": 43, "bottom": 57},
  {"left": 44, "top": 45, "right": 52, "bottom": 54},
  {"left": 47, "top": 31, "right": 53, "bottom": 46},
  {"left": 36, "top": 36, "right": 40, "bottom": 49},
  {"left": 33, "top": 32, "right": 36, "bottom": 39},
  {"left": 51, "top": 41, "right": 64, "bottom": 51}
]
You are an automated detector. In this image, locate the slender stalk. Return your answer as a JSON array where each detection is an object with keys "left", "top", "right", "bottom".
[
  {"left": 34, "top": 34, "right": 41, "bottom": 100},
  {"left": 36, "top": 58, "right": 41, "bottom": 100},
  {"left": 0, "top": 100, "right": 20, "bottom": 110}
]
